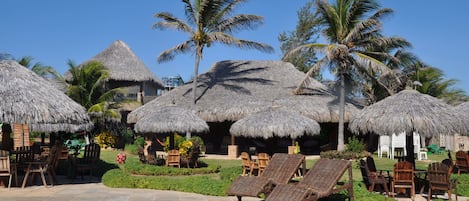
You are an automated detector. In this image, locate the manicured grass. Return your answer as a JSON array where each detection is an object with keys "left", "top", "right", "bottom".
[{"left": 98, "top": 149, "right": 467, "bottom": 200}]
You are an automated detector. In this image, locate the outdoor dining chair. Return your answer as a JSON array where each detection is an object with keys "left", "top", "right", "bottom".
[
  {"left": 256, "top": 153, "right": 270, "bottom": 176},
  {"left": 22, "top": 144, "right": 59, "bottom": 188},
  {"left": 455, "top": 151, "right": 469, "bottom": 175},
  {"left": 359, "top": 158, "right": 389, "bottom": 196},
  {"left": 166, "top": 149, "right": 181, "bottom": 168},
  {"left": 240, "top": 152, "right": 257, "bottom": 176}
]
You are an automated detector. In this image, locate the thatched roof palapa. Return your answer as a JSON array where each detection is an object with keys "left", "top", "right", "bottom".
[
  {"left": 349, "top": 89, "right": 469, "bottom": 137},
  {"left": 133, "top": 106, "right": 209, "bottom": 134},
  {"left": 65, "top": 40, "right": 162, "bottom": 85},
  {"left": 0, "top": 60, "right": 93, "bottom": 132},
  {"left": 230, "top": 107, "right": 320, "bottom": 139},
  {"left": 456, "top": 102, "right": 469, "bottom": 115},
  {"left": 128, "top": 60, "right": 360, "bottom": 124}
]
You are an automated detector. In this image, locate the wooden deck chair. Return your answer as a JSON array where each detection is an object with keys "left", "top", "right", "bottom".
[
  {"left": 75, "top": 143, "right": 101, "bottom": 179},
  {"left": 166, "top": 149, "right": 181, "bottom": 168},
  {"left": 227, "top": 153, "right": 306, "bottom": 201},
  {"left": 359, "top": 158, "right": 389, "bottom": 196},
  {"left": 266, "top": 158, "right": 354, "bottom": 201},
  {"left": 427, "top": 162, "right": 458, "bottom": 201},
  {"left": 391, "top": 161, "right": 415, "bottom": 200},
  {"left": 455, "top": 151, "right": 469, "bottom": 175},
  {"left": 0, "top": 150, "right": 14, "bottom": 190}
]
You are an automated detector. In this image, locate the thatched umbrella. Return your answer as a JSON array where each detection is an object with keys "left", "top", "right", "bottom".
[
  {"left": 0, "top": 60, "right": 93, "bottom": 133},
  {"left": 133, "top": 106, "right": 209, "bottom": 134},
  {"left": 230, "top": 107, "right": 320, "bottom": 139},
  {"left": 349, "top": 89, "right": 468, "bottom": 165},
  {"left": 128, "top": 60, "right": 360, "bottom": 124}
]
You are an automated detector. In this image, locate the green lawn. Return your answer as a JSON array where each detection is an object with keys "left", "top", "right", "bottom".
[{"left": 97, "top": 149, "right": 466, "bottom": 200}]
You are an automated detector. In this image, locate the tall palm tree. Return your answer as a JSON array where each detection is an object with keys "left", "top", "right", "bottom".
[
  {"left": 287, "top": 0, "right": 409, "bottom": 151},
  {"left": 153, "top": 0, "right": 274, "bottom": 104}
]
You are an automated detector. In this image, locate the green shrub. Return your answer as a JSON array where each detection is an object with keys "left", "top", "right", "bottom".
[
  {"left": 125, "top": 143, "right": 139, "bottom": 155},
  {"left": 320, "top": 150, "right": 370, "bottom": 160},
  {"left": 346, "top": 136, "right": 365, "bottom": 153},
  {"left": 134, "top": 136, "right": 145, "bottom": 148}
]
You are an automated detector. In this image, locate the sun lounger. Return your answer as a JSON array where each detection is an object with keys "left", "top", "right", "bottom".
[{"left": 227, "top": 153, "right": 306, "bottom": 201}]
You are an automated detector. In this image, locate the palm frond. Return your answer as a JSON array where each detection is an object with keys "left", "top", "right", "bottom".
[
  {"left": 157, "top": 40, "right": 194, "bottom": 63},
  {"left": 293, "top": 57, "right": 329, "bottom": 95},
  {"left": 209, "top": 32, "right": 273, "bottom": 53},
  {"left": 153, "top": 12, "right": 193, "bottom": 33},
  {"left": 217, "top": 14, "right": 264, "bottom": 33}
]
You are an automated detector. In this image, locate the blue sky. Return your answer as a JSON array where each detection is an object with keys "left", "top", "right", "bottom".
[{"left": 1, "top": 0, "right": 468, "bottom": 94}]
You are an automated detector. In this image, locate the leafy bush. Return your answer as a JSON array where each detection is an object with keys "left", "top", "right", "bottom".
[
  {"left": 96, "top": 131, "right": 118, "bottom": 148},
  {"left": 346, "top": 136, "right": 365, "bottom": 153},
  {"left": 134, "top": 136, "right": 145, "bottom": 148}
]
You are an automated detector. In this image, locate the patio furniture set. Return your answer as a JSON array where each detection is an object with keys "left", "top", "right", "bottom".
[
  {"left": 0, "top": 143, "right": 100, "bottom": 189},
  {"left": 360, "top": 154, "right": 458, "bottom": 201}
]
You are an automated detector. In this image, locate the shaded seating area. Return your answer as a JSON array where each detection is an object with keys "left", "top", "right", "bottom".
[
  {"left": 227, "top": 153, "right": 306, "bottom": 201},
  {"left": 74, "top": 143, "right": 101, "bottom": 179},
  {"left": 427, "top": 162, "right": 458, "bottom": 201},
  {"left": 266, "top": 158, "right": 353, "bottom": 201}
]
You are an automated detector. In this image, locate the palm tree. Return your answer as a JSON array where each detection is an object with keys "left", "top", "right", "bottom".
[
  {"left": 153, "top": 0, "right": 274, "bottom": 104},
  {"left": 65, "top": 60, "right": 122, "bottom": 133},
  {"left": 16, "top": 56, "right": 61, "bottom": 78},
  {"left": 287, "top": 0, "right": 409, "bottom": 151}
]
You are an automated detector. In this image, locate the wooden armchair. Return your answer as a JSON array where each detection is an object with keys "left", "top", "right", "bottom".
[
  {"left": 427, "top": 162, "right": 457, "bottom": 201},
  {"left": 240, "top": 152, "right": 257, "bottom": 176},
  {"left": 359, "top": 158, "right": 389, "bottom": 196},
  {"left": 227, "top": 153, "right": 306, "bottom": 201},
  {"left": 391, "top": 161, "right": 415, "bottom": 200},
  {"left": 0, "top": 150, "right": 14, "bottom": 189},
  {"left": 75, "top": 143, "right": 101, "bottom": 179},
  {"left": 455, "top": 151, "right": 469, "bottom": 175},
  {"left": 266, "top": 158, "right": 354, "bottom": 201},
  {"left": 257, "top": 153, "right": 270, "bottom": 176},
  {"left": 166, "top": 149, "right": 181, "bottom": 168}
]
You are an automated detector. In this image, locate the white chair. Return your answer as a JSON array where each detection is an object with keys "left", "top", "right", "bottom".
[
  {"left": 378, "top": 136, "right": 390, "bottom": 158},
  {"left": 413, "top": 132, "right": 423, "bottom": 160},
  {"left": 391, "top": 132, "right": 407, "bottom": 160}
]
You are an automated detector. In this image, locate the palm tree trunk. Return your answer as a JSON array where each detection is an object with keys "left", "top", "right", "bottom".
[
  {"left": 337, "top": 73, "right": 345, "bottom": 152},
  {"left": 192, "top": 46, "right": 202, "bottom": 104}
]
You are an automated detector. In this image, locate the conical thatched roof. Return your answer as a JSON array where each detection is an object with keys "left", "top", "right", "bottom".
[
  {"left": 128, "top": 60, "right": 360, "bottom": 124},
  {"left": 230, "top": 107, "right": 320, "bottom": 139},
  {"left": 65, "top": 40, "right": 162, "bottom": 85},
  {"left": 349, "top": 89, "right": 469, "bottom": 137},
  {"left": 134, "top": 106, "right": 209, "bottom": 134},
  {"left": 0, "top": 60, "right": 93, "bottom": 132}
]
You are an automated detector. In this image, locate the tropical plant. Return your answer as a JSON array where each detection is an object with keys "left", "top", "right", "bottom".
[
  {"left": 65, "top": 60, "right": 122, "bottom": 134},
  {"left": 153, "top": 0, "right": 274, "bottom": 104},
  {"left": 286, "top": 0, "right": 409, "bottom": 151},
  {"left": 16, "top": 56, "right": 61, "bottom": 78}
]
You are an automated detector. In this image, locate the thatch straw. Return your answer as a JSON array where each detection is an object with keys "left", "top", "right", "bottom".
[
  {"left": 456, "top": 102, "right": 469, "bottom": 115},
  {"left": 128, "top": 60, "right": 360, "bottom": 124},
  {"left": 349, "top": 89, "right": 469, "bottom": 137},
  {"left": 133, "top": 106, "right": 209, "bottom": 134},
  {"left": 230, "top": 107, "right": 320, "bottom": 139},
  {"left": 65, "top": 40, "right": 162, "bottom": 85},
  {"left": 0, "top": 60, "right": 93, "bottom": 132}
]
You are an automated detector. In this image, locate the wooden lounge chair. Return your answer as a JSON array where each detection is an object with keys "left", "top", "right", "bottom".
[
  {"left": 455, "top": 151, "right": 469, "bottom": 175},
  {"left": 359, "top": 158, "right": 389, "bottom": 196},
  {"left": 266, "top": 158, "right": 354, "bottom": 201},
  {"left": 391, "top": 161, "right": 415, "bottom": 200},
  {"left": 227, "top": 153, "right": 306, "bottom": 201},
  {"left": 427, "top": 162, "right": 458, "bottom": 201}
]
